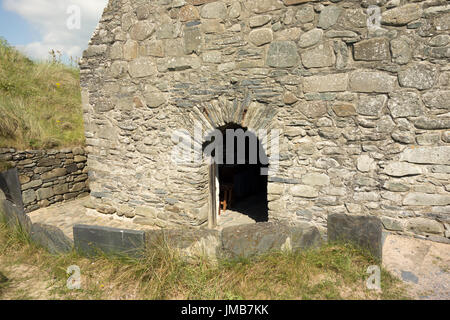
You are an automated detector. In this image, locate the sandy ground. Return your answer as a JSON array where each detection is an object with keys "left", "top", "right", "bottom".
[
  {"left": 382, "top": 234, "right": 450, "bottom": 300},
  {"left": 0, "top": 262, "right": 61, "bottom": 300}
]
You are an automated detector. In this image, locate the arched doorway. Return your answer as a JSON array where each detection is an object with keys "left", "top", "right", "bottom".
[{"left": 204, "top": 123, "right": 269, "bottom": 227}]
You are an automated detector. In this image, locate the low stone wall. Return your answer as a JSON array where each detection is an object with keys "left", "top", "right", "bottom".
[
  {"left": 0, "top": 147, "right": 90, "bottom": 212},
  {"left": 75, "top": 220, "right": 323, "bottom": 260},
  {"left": 0, "top": 168, "right": 73, "bottom": 254}
]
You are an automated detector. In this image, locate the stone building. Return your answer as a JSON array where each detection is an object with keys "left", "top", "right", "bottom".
[{"left": 80, "top": 0, "right": 450, "bottom": 241}]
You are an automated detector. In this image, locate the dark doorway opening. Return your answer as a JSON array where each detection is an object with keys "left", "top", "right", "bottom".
[{"left": 204, "top": 123, "right": 269, "bottom": 223}]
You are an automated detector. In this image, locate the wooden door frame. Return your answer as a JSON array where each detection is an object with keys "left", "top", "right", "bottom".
[{"left": 208, "top": 162, "right": 219, "bottom": 228}]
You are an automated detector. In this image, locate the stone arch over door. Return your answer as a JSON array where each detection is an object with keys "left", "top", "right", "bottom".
[{"left": 183, "top": 93, "right": 279, "bottom": 227}]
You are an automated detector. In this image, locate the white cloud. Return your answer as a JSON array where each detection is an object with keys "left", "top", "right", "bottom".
[{"left": 3, "top": 0, "right": 108, "bottom": 60}]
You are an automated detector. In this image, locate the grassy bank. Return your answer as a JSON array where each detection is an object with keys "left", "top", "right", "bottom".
[
  {"left": 0, "top": 220, "right": 408, "bottom": 300},
  {"left": 0, "top": 38, "right": 84, "bottom": 150}
]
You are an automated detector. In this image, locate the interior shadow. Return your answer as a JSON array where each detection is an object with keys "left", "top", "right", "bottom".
[{"left": 203, "top": 123, "right": 269, "bottom": 222}]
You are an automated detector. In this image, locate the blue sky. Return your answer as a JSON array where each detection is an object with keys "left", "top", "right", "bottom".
[
  {"left": 0, "top": 0, "right": 107, "bottom": 61},
  {"left": 0, "top": 8, "right": 40, "bottom": 45}
]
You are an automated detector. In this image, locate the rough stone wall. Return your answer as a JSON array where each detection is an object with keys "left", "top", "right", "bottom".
[
  {"left": 0, "top": 148, "right": 90, "bottom": 212},
  {"left": 81, "top": 0, "right": 450, "bottom": 241}
]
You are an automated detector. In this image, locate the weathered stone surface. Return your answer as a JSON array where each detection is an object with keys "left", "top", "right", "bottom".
[
  {"left": 109, "top": 61, "right": 128, "bottom": 78},
  {"left": 296, "top": 5, "right": 314, "bottom": 23},
  {"left": 398, "top": 63, "right": 437, "bottom": 90},
  {"left": 222, "top": 221, "right": 321, "bottom": 257},
  {"left": 357, "top": 154, "right": 374, "bottom": 172},
  {"left": 382, "top": 162, "right": 423, "bottom": 177},
  {"left": 353, "top": 38, "right": 390, "bottom": 61},
  {"left": 443, "top": 131, "right": 450, "bottom": 143},
  {"left": 303, "top": 73, "right": 348, "bottom": 92},
  {"left": 74, "top": 155, "right": 87, "bottom": 163},
  {"left": 434, "top": 12, "right": 450, "bottom": 31},
  {"left": 249, "top": 28, "right": 273, "bottom": 46},
  {"left": 318, "top": 5, "right": 343, "bottom": 30},
  {"left": 136, "top": 5, "right": 150, "bottom": 20},
  {"left": 200, "top": 1, "right": 227, "bottom": 19},
  {"left": 249, "top": 15, "right": 272, "bottom": 28},
  {"left": 302, "top": 173, "right": 330, "bottom": 186},
  {"left": 381, "top": 217, "right": 404, "bottom": 232},
  {"left": 249, "top": 0, "right": 284, "bottom": 14},
  {"left": 130, "top": 21, "right": 155, "bottom": 41},
  {"left": 349, "top": 71, "right": 397, "bottom": 93},
  {"left": 74, "top": 224, "right": 145, "bottom": 257},
  {"left": 273, "top": 28, "right": 300, "bottom": 42},
  {"left": 200, "top": 20, "right": 225, "bottom": 33},
  {"left": 123, "top": 40, "right": 139, "bottom": 60},
  {"left": 165, "top": 38, "right": 184, "bottom": 57},
  {"left": 328, "top": 214, "right": 383, "bottom": 260},
  {"left": 0, "top": 168, "right": 24, "bottom": 209},
  {"left": 53, "top": 184, "right": 69, "bottom": 195},
  {"left": 381, "top": 3, "right": 423, "bottom": 26},
  {"left": 268, "top": 183, "right": 284, "bottom": 195},
  {"left": 129, "top": 58, "right": 157, "bottom": 78},
  {"left": 229, "top": 1, "right": 241, "bottom": 19},
  {"left": 392, "top": 131, "right": 415, "bottom": 144},
  {"left": 179, "top": 5, "right": 200, "bottom": 22},
  {"left": 184, "top": 26, "right": 202, "bottom": 54},
  {"left": 414, "top": 117, "right": 450, "bottom": 130},
  {"left": 353, "top": 192, "right": 380, "bottom": 202},
  {"left": 202, "top": 50, "right": 222, "bottom": 63},
  {"left": 291, "top": 185, "right": 319, "bottom": 198},
  {"left": 145, "top": 91, "right": 166, "bottom": 108},
  {"left": 332, "top": 103, "right": 356, "bottom": 117},
  {"left": 390, "top": 36, "right": 412, "bottom": 65},
  {"left": 156, "top": 23, "right": 178, "bottom": 39},
  {"left": 301, "top": 42, "right": 335, "bottom": 68},
  {"left": 109, "top": 42, "right": 123, "bottom": 60},
  {"left": 298, "top": 28, "right": 323, "bottom": 48},
  {"left": 357, "top": 94, "right": 387, "bottom": 116},
  {"left": 387, "top": 91, "right": 423, "bottom": 118},
  {"left": 416, "top": 134, "right": 440, "bottom": 146},
  {"left": 422, "top": 90, "right": 450, "bottom": 110},
  {"left": 22, "top": 189, "right": 36, "bottom": 204},
  {"left": 266, "top": 41, "right": 299, "bottom": 68},
  {"left": 36, "top": 187, "right": 54, "bottom": 200},
  {"left": 146, "top": 228, "right": 221, "bottom": 258},
  {"left": 187, "top": 0, "right": 215, "bottom": 5},
  {"left": 400, "top": 146, "right": 450, "bottom": 165},
  {"left": 83, "top": 45, "right": 106, "bottom": 58},
  {"left": 41, "top": 168, "right": 67, "bottom": 180},
  {"left": 30, "top": 223, "right": 73, "bottom": 254},
  {"left": 406, "top": 218, "right": 445, "bottom": 235},
  {"left": 383, "top": 181, "right": 410, "bottom": 192},
  {"left": 282, "top": 0, "right": 313, "bottom": 5},
  {"left": 403, "top": 193, "right": 450, "bottom": 206},
  {"left": 297, "top": 100, "right": 327, "bottom": 118},
  {"left": 166, "top": 56, "right": 201, "bottom": 70}
]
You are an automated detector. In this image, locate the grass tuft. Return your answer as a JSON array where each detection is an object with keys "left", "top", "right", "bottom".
[
  {"left": 0, "top": 37, "right": 84, "bottom": 150},
  {"left": 0, "top": 216, "right": 409, "bottom": 300}
]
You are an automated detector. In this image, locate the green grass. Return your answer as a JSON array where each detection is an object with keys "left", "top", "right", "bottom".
[
  {"left": 0, "top": 38, "right": 84, "bottom": 150},
  {"left": 0, "top": 217, "right": 409, "bottom": 300}
]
